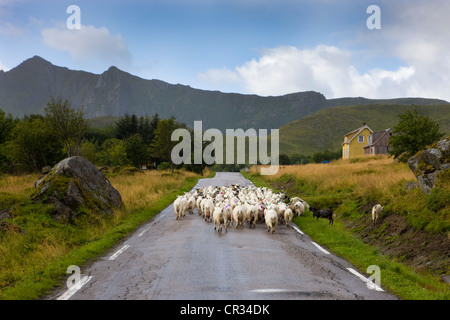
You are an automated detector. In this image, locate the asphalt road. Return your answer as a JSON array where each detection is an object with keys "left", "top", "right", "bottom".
[{"left": 48, "top": 172, "right": 397, "bottom": 300}]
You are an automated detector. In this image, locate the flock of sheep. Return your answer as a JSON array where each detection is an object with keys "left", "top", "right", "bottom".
[
  {"left": 173, "top": 184, "right": 310, "bottom": 234},
  {"left": 173, "top": 184, "right": 385, "bottom": 232}
]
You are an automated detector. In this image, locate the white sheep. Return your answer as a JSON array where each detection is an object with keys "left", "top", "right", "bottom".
[
  {"left": 232, "top": 205, "right": 245, "bottom": 229},
  {"left": 267, "top": 202, "right": 278, "bottom": 213},
  {"left": 241, "top": 202, "right": 250, "bottom": 225},
  {"left": 265, "top": 209, "right": 278, "bottom": 234},
  {"left": 196, "top": 196, "right": 203, "bottom": 215},
  {"left": 293, "top": 201, "right": 305, "bottom": 216},
  {"left": 255, "top": 203, "right": 265, "bottom": 222},
  {"left": 290, "top": 197, "right": 301, "bottom": 203},
  {"left": 213, "top": 206, "right": 227, "bottom": 232},
  {"left": 300, "top": 200, "right": 310, "bottom": 212},
  {"left": 284, "top": 208, "right": 293, "bottom": 227},
  {"left": 203, "top": 199, "right": 214, "bottom": 222},
  {"left": 372, "top": 204, "right": 383, "bottom": 225},
  {"left": 230, "top": 196, "right": 240, "bottom": 209},
  {"left": 173, "top": 196, "right": 188, "bottom": 220},
  {"left": 246, "top": 204, "right": 259, "bottom": 228},
  {"left": 277, "top": 202, "right": 287, "bottom": 223},
  {"left": 187, "top": 195, "right": 196, "bottom": 214},
  {"left": 223, "top": 204, "right": 233, "bottom": 227}
]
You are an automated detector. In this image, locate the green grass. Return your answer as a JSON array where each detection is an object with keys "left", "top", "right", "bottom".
[
  {"left": 242, "top": 171, "right": 450, "bottom": 300},
  {"left": 293, "top": 215, "right": 449, "bottom": 299},
  {"left": 278, "top": 104, "right": 450, "bottom": 156},
  {"left": 0, "top": 170, "right": 214, "bottom": 300}
]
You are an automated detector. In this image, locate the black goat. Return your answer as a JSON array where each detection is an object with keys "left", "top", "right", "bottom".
[{"left": 310, "top": 207, "right": 334, "bottom": 225}]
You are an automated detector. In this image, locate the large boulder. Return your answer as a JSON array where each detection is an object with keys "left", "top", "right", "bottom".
[
  {"left": 30, "top": 156, "right": 122, "bottom": 221},
  {"left": 407, "top": 137, "right": 450, "bottom": 194}
]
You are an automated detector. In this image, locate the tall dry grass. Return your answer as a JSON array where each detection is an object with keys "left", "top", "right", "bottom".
[
  {"left": 109, "top": 170, "right": 199, "bottom": 212},
  {"left": 0, "top": 174, "right": 39, "bottom": 194},
  {"left": 254, "top": 155, "right": 416, "bottom": 199},
  {"left": 0, "top": 168, "right": 203, "bottom": 299},
  {"left": 247, "top": 157, "right": 450, "bottom": 299}
]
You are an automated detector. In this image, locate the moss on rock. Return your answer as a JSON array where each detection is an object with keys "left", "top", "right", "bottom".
[{"left": 30, "top": 156, "right": 122, "bottom": 223}]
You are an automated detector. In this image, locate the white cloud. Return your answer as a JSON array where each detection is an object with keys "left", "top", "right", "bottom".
[
  {"left": 387, "top": 1, "right": 450, "bottom": 100},
  {"left": 197, "top": 66, "right": 242, "bottom": 86},
  {"left": 198, "top": 1, "right": 450, "bottom": 101},
  {"left": 198, "top": 45, "right": 417, "bottom": 99},
  {"left": 352, "top": 0, "right": 450, "bottom": 100},
  {"left": 41, "top": 24, "right": 132, "bottom": 68}
]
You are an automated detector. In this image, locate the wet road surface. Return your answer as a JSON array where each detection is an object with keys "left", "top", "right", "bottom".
[{"left": 48, "top": 172, "right": 397, "bottom": 300}]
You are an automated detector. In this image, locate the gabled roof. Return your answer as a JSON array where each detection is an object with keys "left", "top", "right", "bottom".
[{"left": 342, "top": 123, "right": 373, "bottom": 145}]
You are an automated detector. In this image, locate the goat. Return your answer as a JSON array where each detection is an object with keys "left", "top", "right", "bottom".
[
  {"left": 372, "top": 204, "right": 383, "bottom": 225},
  {"left": 310, "top": 207, "right": 334, "bottom": 225}
]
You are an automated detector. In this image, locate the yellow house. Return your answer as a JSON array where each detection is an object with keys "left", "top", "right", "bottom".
[{"left": 342, "top": 123, "right": 373, "bottom": 159}]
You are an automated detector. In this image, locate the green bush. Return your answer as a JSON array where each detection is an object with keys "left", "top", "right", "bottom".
[
  {"left": 424, "top": 216, "right": 450, "bottom": 233},
  {"left": 336, "top": 199, "right": 361, "bottom": 218},
  {"left": 426, "top": 187, "right": 450, "bottom": 212},
  {"left": 157, "top": 162, "right": 171, "bottom": 171}
]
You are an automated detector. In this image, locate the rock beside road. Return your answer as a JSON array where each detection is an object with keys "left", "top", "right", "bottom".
[
  {"left": 30, "top": 156, "right": 122, "bottom": 222},
  {"left": 407, "top": 137, "right": 450, "bottom": 194}
]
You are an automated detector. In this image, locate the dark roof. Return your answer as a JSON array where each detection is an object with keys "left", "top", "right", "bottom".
[{"left": 364, "top": 128, "right": 393, "bottom": 149}]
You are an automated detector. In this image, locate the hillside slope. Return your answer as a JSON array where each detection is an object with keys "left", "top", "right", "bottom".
[{"left": 279, "top": 104, "right": 450, "bottom": 156}]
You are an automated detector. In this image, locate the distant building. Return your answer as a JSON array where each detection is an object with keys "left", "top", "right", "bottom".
[
  {"left": 364, "top": 128, "right": 393, "bottom": 155},
  {"left": 342, "top": 123, "right": 373, "bottom": 159}
]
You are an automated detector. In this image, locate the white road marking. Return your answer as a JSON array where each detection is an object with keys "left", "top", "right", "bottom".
[
  {"left": 311, "top": 241, "right": 330, "bottom": 255},
  {"left": 251, "top": 289, "right": 291, "bottom": 293},
  {"left": 138, "top": 228, "right": 149, "bottom": 237},
  {"left": 347, "top": 268, "right": 384, "bottom": 291},
  {"left": 56, "top": 276, "right": 93, "bottom": 300},
  {"left": 291, "top": 225, "right": 304, "bottom": 235},
  {"left": 108, "top": 245, "right": 130, "bottom": 260}
]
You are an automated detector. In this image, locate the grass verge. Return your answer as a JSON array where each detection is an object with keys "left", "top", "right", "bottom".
[
  {"left": 292, "top": 215, "right": 449, "bottom": 300},
  {"left": 242, "top": 166, "right": 450, "bottom": 300},
  {"left": 0, "top": 169, "right": 213, "bottom": 300}
]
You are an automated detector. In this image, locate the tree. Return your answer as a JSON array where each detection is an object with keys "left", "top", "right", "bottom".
[
  {"left": 150, "top": 117, "right": 184, "bottom": 173},
  {"left": 115, "top": 114, "right": 138, "bottom": 140},
  {"left": 279, "top": 154, "right": 291, "bottom": 165},
  {"left": 80, "top": 141, "right": 98, "bottom": 164},
  {"left": 0, "top": 109, "right": 16, "bottom": 145},
  {"left": 0, "top": 109, "right": 18, "bottom": 172},
  {"left": 389, "top": 108, "right": 443, "bottom": 162},
  {"left": 311, "top": 150, "right": 341, "bottom": 163},
  {"left": 290, "top": 153, "right": 310, "bottom": 165},
  {"left": 2, "top": 117, "right": 63, "bottom": 172},
  {"left": 85, "top": 125, "right": 116, "bottom": 145},
  {"left": 98, "top": 138, "right": 129, "bottom": 166},
  {"left": 45, "top": 97, "right": 88, "bottom": 157},
  {"left": 116, "top": 113, "right": 159, "bottom": 145},
  {"left": 185, "top": 138, "right": 211, "bottom": 176},
  {"left": 125, "top": 133, "right": 149, "bottom": 168},
  {"left": 149, "top": 113, "right": 160, "bottom": 141},
  {"left": 109, "top": 140, "right": 129, "bottom": 166}
]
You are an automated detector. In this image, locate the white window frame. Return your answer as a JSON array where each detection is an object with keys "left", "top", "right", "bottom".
[{"left": 358, "top": 135, "right": 364, "bottom": 143}]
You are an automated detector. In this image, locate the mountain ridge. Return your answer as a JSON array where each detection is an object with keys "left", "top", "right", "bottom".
[{"left": 0, "top": 56, "right": 448, "bottom": 132}]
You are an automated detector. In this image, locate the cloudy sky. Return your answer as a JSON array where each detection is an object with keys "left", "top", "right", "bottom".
[{"left": 0, "top": 0, "right": 449, "bottom": 101}]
